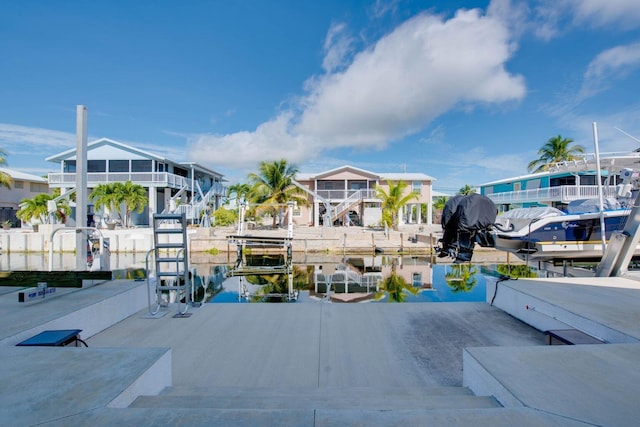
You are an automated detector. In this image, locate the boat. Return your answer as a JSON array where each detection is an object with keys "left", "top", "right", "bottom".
[
  {"left": 491, "top": 197, "right": 634, "bottom": 261},
  {"left": 437, "top": 193, "right": 500, "bottom": 263}
]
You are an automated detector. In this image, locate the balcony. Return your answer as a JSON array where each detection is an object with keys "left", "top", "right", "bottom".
[
  {"left": 48, "top": 172, "right": 191, "bottom": 191},
  {"left": 315, "top": 189, "right": 378, "bottom": 201},
  {"left": 486, "top": 185, "right": 619, "bottom": 205}
]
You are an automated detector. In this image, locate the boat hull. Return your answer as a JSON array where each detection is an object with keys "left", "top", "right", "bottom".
[{"left": 494, "top": 210, "right": 634, "bottom": 261}]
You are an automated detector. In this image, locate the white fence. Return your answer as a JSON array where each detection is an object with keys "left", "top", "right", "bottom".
[{"left": 487, "top": 185, "right": 619, "bottom": 204}]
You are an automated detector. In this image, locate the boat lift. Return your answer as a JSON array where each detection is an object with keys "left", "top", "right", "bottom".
[{"left": 226, "top": 201, "right": 297, "bottom": 301}]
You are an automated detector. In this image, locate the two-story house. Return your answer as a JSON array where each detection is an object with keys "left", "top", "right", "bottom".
[
  {"left": 0, "top": 168, "right": 51, "bottom": 227},
  {"left": 479, "top": 151, "right": 639, "bottom": 212},
  {"left": 46, "top": 138, "right": 226, "bottom": 226},
  {"left": 294, "top": 165, "right": 435, "bottom": 227}
]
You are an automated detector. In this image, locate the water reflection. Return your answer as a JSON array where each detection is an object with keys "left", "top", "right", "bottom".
[
  {"left": 1, "top": 252, "right": 535, "bottom": 303},
  {"left": 207, "top": 255, "right": 490, "bottom": 303},
  {"left": 444, "top": 264, "right": 478, "bottom": 294}
]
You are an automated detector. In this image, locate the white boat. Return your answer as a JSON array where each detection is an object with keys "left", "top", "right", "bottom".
[{"left": 492, "top": 198, "right": 635, "bottom": 261}]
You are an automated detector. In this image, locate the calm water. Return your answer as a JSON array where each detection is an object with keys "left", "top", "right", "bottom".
[
  {"left": 209, "top": 263, "right": 489, "bottom": 303},
  {"left": 193, "top": 256, "right": 544, "bottom": 304},
  {"left": 0, "top": 252, "right": 546, "bottom": 304}
]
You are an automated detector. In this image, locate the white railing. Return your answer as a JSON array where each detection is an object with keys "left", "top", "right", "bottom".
[
  {"left": 316, "top": 189, "right": 376, "bottom": 200},
  {"left": 332, "top": 191, "right": 365, "bottom": 220},
  {"left": 48, "top": 172, "right": 190, "bottom": 189},
  {"left": 487, "top": 185, "right": 619, "bottom": 204}
]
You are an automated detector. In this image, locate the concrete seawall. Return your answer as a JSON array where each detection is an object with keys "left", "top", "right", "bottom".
[{"left": 0, "top": 224, "right": 510, "bottom": 262}]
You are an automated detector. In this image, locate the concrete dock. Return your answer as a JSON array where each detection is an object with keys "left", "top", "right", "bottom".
[{"left": 1, "top": 270, "right": 640, "bottom": 425}]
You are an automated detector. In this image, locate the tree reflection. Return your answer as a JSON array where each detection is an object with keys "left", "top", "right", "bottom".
[
  {"left": 495, "top": 264, "right": 538, "bottom": 279},
  {"left": 248, "top": 266, "right": 311, "bottom": 302},
  {"left": 379, "top": 260, "right": 419, "bottom": 302},
  {"left": 444, "top": 264, "right": 478, "bottom": 293}
]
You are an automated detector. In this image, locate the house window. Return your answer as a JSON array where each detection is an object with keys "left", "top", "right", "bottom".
[
  {"left": 14, "top": 181, "right": 24, "bottom": 189},
  {"left": 293, "top": 208, "right": 301, "bottom": 217},
  {"left": 131, "top": 160, "right": 152, "bottom": 172},
  {"left": 412, "top": 273, "right": 422, "bottom": 287},
  {"left": 412, "top": 181, "right": 422, "bottom": 194},
  {"left": 173, "top": 166, "right": 188, "bottom": 177},
  {"left": 64, "top": 160, "right": 76, "bottom": 173},
  {"left": 550, "top": 176, "right": 576, "bottom": 186},
  {"left": 156, "top": 163, "right": 167, "bottom": 172},
  {"left": 30, "top": 183, "right": 48, "bottom": 193},
  {"left": 527, "top": 179, "right": 540, "bottom": 190},
  {"left": 514, "top": 182, "right": 521, "bottom": 192},
  {"left": 88, "top": 160, "right": 106, "bottom": 173},
  {"left": 109, "top": 160, "right": 129, "bottom": 172}
]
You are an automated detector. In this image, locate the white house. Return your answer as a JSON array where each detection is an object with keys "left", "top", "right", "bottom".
[
  {"left": 46, "top": 138, "right": 226, "bottom": 227},
  {"left": 0, "top": 168, "right": 50, "bottom": 227}
]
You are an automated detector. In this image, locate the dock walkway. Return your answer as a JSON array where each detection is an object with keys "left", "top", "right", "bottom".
[{"left": 1, "top": 272, "right": 639, "bottom": 425}]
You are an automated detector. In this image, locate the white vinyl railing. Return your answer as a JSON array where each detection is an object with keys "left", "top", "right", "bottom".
[
  {"left": 48, "top": 172, "right": 190, "bottom": 189},
  {"left": 487, "top": 185, "right": 619, "bottom": 204},
  {"left": 316, "top": 189, "right": 376, "bottom": 201}
]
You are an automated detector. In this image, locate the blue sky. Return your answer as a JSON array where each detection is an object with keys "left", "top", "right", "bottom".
[{"left": 1, "top": 0, "right": 640, "bottom": 194}]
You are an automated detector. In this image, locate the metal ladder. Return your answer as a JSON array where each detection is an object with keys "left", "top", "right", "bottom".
[{"left": 146, "top": 213, "right": 190, "bottom": 316}]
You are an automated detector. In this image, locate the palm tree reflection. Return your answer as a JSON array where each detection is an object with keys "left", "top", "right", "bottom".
[
  {"left": 378, "top": 260, "right": 419, "bottom": 302},
  {"left": 247, "top": 266, "right": 311, "bottom": 302},
  {"left": 445, "top": 264, "right": 478, "bottom": 293},
  {"left": 495, "top": 264, "right": 538, "bottom": 279}
]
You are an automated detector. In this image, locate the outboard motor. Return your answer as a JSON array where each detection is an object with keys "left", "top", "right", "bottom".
[{"left": 438, "top": 194, "right": 497, "bottom": 263}]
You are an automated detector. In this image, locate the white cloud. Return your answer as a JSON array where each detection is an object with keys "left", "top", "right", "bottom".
[
  {"left": 322, "top": 22, "right": 354, "bottom": 73},
  {"left": 187, "top": 112, "right": 318, "bottom": 170},
  {"left": 187, "top": 7, "right": 525, "bottom": 170},
  {"left": 296, "top": 9, "right": 525, "bottom": 148},
  {"left": 0, "top": 123, "right": 75, "bottom": 153},
  {"left": 529, "top": 0, "right": 640, "bottom": 40},
  {"left": 370, "top": 0, "right": 401, "bottom": 19},
  {"left": 568, "top": 0, "right": 640, "bottom": 29},
  {"left": 579, "top": 42, "right": 640, "bottom": 99}
]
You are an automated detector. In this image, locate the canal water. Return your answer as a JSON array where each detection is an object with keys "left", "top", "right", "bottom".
[{"left": 0, "top": 252, "right": 547, "bottom": 304}]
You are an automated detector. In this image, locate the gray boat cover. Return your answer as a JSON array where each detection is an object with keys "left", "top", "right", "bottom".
[
  {"left": 566, "top": 198, "right": 622, "bottom": 214},
  {"left": 498, "top": 206, "right": 564, "bottom": 220},
  {"left": 447, "top": 193, "right": 497, "bottom": 232}
]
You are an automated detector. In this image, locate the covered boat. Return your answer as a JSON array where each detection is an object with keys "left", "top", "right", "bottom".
[
  {"left": 438, "top": 194, "right": 498, "bottom": 263},
  {"left": 492, "top": 198, "right": 633, "bottom": 261}
]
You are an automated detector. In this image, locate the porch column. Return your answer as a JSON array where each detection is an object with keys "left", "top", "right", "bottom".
[
  {"left": 427, "top": 201, "right": 433, "bottom": 225},
  {"left": 416, "top": 204, "right": 422, "bottom": 224},
  {"left": 148, "top": 187, "right": 157, "bottom": 225}
]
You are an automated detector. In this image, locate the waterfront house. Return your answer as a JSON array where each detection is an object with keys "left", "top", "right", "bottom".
[
  {"left": 294, "top": 165, "right": 435, "bottom": 227},
  {"left": 0, "top": 167, "right": 51, "bottom": 227},
  {"left": 46, "top": 138, "right": 226, "bottom": 227},
  {"left": 478, "top": 151, "right": 639, "bottom": 212}
]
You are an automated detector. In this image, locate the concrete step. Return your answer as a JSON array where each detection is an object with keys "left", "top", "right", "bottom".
[{"left": 131, "top": 386, "right": 501, "bottom": 411}]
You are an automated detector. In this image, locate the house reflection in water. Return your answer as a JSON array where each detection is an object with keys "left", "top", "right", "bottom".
[{"left": 314, "top": 257, "right": 434, "bottom": 302}]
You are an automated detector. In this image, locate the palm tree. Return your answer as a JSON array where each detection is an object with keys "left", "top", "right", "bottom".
[
  {"left": 247, "top": 159, "right": 308, "bottom": 228},
  {"left": 457, "top": 184, "right": 476, "bottom": 195},
  {"left": 17, "top": 193, "right": 70, "bottom": 225},
  {"left": 226, "top": 183, "right": 251, "bottom": 205},
  {"left": 90, "top": 181, "right": 148, "bottom": 227},
  {"left": 0, "top": 148, "right": 13, "bottom": 189},
  {"left": 90, "top": 183, "right": 121, "bottom": 223},
  {"left": 432, "top": 195, "right": 449, "bottom": 224},
  {"left": 528, "top": 135, "right": 585, "bottom": 173},
  {"left": 116, "top": 180, "right": 148, "bottom": 227},
  {"left": 375, "top": 180, "right": 419, "bottom": 231}
]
